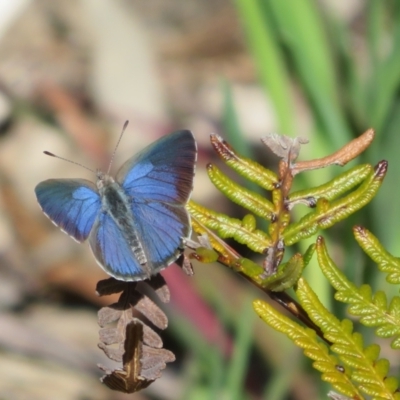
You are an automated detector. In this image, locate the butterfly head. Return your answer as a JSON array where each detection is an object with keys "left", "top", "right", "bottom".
[{"left": 96, "top": 169, "right": 115, "bottom": 191}]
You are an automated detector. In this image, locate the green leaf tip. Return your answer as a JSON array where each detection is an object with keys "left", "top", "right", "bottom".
[
  {"left": 317, "top": 233, "right": 400, "bottom": 350},
  {"left": 210, "top": 133, "right": 279, "bottom": 190},
  {"left": 207, "top": 163, "right": 275, "bottom": 220},
  {"left": 353, "top": 225, "right": 400, "bottom": 284}
]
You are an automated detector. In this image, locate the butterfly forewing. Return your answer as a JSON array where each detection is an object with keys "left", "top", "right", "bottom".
[
  {"left": 115, "top": 130, "right": 196, "bottom": 272},
  {"left": 116, "top": 130, "right": 196, "bottom": 204},
  {"left": 35, "top": 179, "right": 100, "bottom": 242}
]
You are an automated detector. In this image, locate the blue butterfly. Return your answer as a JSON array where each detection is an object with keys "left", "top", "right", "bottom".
[{"left": 35, "top": 128, "right": 197, "bottom": 281}]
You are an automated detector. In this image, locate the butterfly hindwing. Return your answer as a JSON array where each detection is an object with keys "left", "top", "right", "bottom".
[
  {"left": 116, "top": 130, "right": 196, "bottom": 204},
  {"left": 35, "top": 179, "right": 101, "bottom": 242},
  {"left": 89, "top": 212, "right": 146, "bottom": 280},
  {"left": 130, "top": 198, "right": 190, "bottom": 269}
]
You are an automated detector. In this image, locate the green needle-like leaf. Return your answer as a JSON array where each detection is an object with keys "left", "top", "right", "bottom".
[
  {"left": 210, "top": 134, "right": 278, "bottom": 191},
  {"left": 316, "top": 235, "right": 400, "bottom": 349},
  {"left": 296, "top": 278, "right": 399, "bottom": 399},
  {"left": 284, "top": 161, "right": 387, "bottom": 245},
  {"left": 253, "top": 299, "right": 362, "bottom": 399},
  {"left": 289, "top": 164, "right": 373, "bottom": 204},
  {"left": 188, "top": 201, "right": 271, "bottom": 253},
  {"left": 233, "top": 0, "right": 295, "bottom": 135},
  {"left": 207, "top": 164, "right": 275, "bottom": 220},
  {"left": 353, "top": 225, "right": 400, "bottom": 284},
  {"left": 267, "top": 0, "right": 352, "bottom": 145}
]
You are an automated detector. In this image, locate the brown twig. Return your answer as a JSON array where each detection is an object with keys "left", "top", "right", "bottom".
[{"left": 292, "top": 129, "right": 375, "bottom": 175}]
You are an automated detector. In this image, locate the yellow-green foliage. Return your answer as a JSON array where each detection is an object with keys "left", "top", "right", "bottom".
[{"left": 187, "top": 131, "right": 400, "bottom": 399}]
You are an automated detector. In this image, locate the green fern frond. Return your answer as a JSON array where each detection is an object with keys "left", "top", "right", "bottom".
[
  {"left": 189, "top": 212, "right": 306, "bottom": 290},
  {"left": 188, "top": 201, "right": 271, "bottom": 253},
  {"left": 207, "top": 163, "right": 275, "bottom": 220},
  {"left": 283, "top": 161, "right": 388, "bottom": 246},
  {"left": 190, "top": 133, "right": 386, "bottom": 280},
  {"left": 253, "top": 299, "right": 363, "bottom": 399},
  {"left": 353, "top": 226, "right": 400, "bottom": 284},
  {"left": 188, "top": 132, "right": 386, "bottom": 301},
  {"left": 316, "top": 235, "right": 400, "bottom": 349},
  {"left": 187, "top": 130, "right": 394, "bottom": 397},
  {"left": 295, "top": 278, "right": 400, "bottom": 399},
  {"left": 209, "top": 133, "right": 278, "bottom": 190},
  {"left": 288, "top": 163, "right": 373, "bottom": 204}
]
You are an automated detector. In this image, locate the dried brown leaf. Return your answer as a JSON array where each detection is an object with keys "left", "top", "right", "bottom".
[
  {"left": 138, "top": 274, "right": 170, "bottom": 303},
  {"left": 176, "top": 252, "right": 194, "bottom": 276},
  {"left": 141, "top": 345, "right": 176, "bottom": 381},
  {"left": 292, "top": 128, "right": 375, "bottom": 175},
  {"left": 99, "top": 326, "right": 122, "bottom": 346},
  {"left": 97, "top": 275, "right": 175, "bottom": 394},
  {"left": 99, "top": 320, "right": 154, "bottom": 393},
  {"left": 98, "top": 306, "right": 122, "bottom": 327},
  {"left": 131, "top": 291, "right": 168, "bottom": 330},
  {"left": 98, "top": 342, "right": 124, "bottom": 363},
  {"left": 261, "top": 133, "right": 308, "bottom": 162},
  {"left": 142, "top": 324, "right": 163, "bottom": 348},
  {"left": 96, "top": 278, "right": 133, "bottom": 297}
]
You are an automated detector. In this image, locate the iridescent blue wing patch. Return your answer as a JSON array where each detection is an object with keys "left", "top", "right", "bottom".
[
  {"left": 89, "top": 212, "right": 145, "bottom": 280},
  {"left": 130, "top": 199, "right": 190, "bottom": 269},
  {"left": 116, "top": 130, "right": 196, "bottom": 270},
  {"left": 116, "top": 130, "right": 196, "bottom": 204},
  {"left": 35, "top": 179, "right": 100, "bottom": 242}
]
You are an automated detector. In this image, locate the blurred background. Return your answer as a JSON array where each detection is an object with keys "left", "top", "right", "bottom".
[{"left": 0, "top": 0, "right": 400, "bottom": 399}]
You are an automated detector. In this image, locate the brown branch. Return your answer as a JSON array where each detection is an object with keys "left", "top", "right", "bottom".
[{"left": 292, "top": 129, "right": 375, "bottom": 175}]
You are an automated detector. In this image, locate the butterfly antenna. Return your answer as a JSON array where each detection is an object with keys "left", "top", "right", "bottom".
[
  {"left": 43, "top": 151, "right": 96, "bottom": 174},
  {"left": 107, "top": 120, "right": 129, "bottom": 174}
]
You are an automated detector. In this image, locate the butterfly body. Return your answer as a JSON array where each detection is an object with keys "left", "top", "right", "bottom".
[
  {"left": 35, "top": 130, "right": 197, "bottom": 281},
  {"left": 97, "top": 173, "right": 148, "bottom": 268}
]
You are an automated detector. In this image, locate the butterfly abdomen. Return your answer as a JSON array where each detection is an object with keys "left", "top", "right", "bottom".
[{"left": 101, "top": 180, "right": 148, "bottom": 267}]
